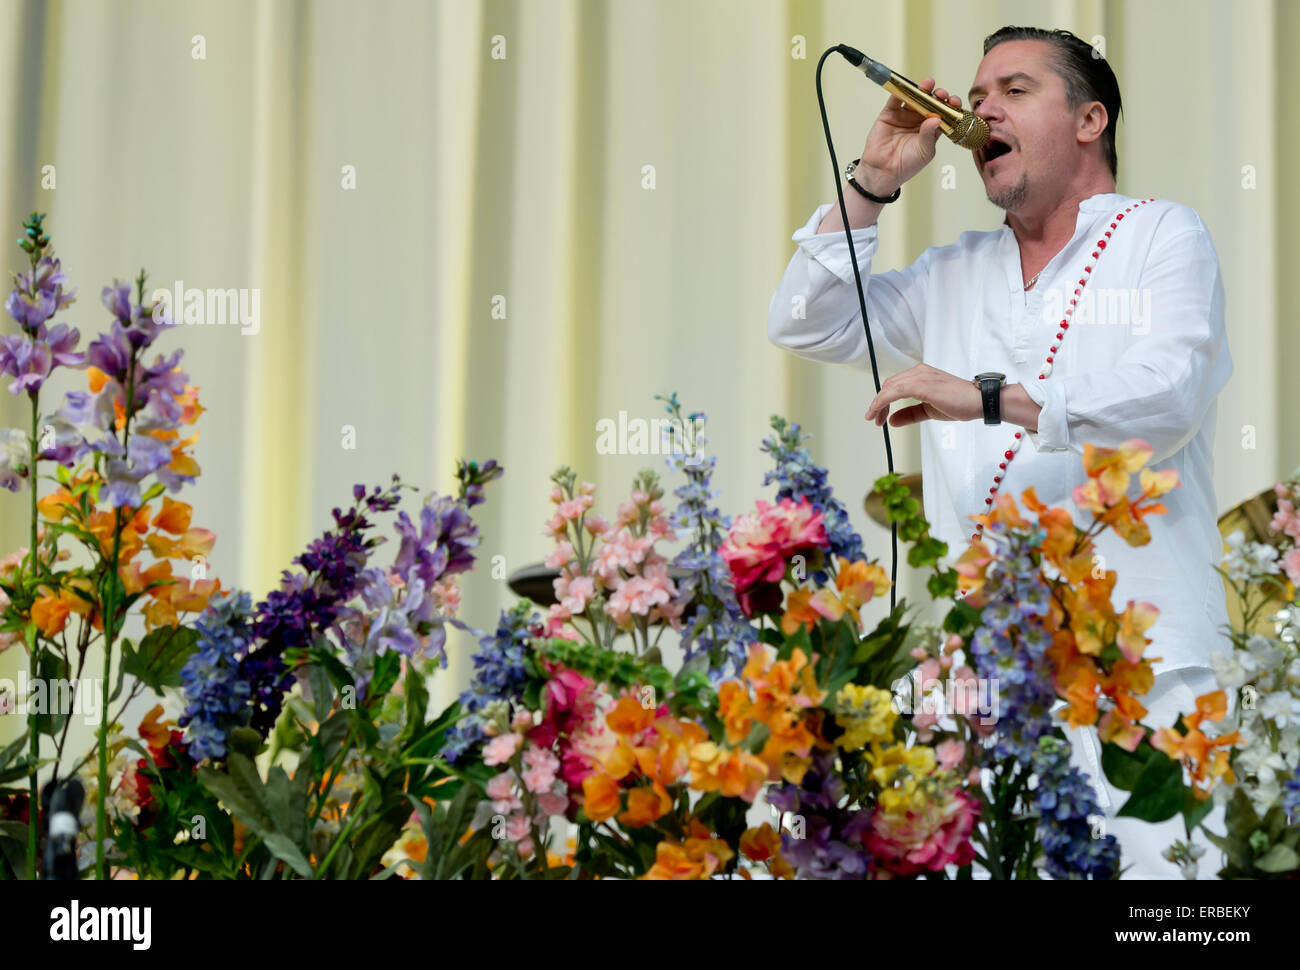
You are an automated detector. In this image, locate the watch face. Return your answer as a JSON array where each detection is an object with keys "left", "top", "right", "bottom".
[{"left": 975, "top": 372, "right": 1005, "bottom": 382}]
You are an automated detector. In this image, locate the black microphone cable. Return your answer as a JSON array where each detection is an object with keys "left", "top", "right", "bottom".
[{"left": 813, "top": 44, "right": 899, "bottom": 614}]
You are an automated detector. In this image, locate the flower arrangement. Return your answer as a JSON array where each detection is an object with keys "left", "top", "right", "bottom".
[
  {"left": 1160, "top": 470, "right": 1300, "bottom": 879},
  {"left": 0, "top": 215, "right": 1260, "bottom": 880},
  {"left": 0, "top": 214, "right": 218, "bottom": 880}
]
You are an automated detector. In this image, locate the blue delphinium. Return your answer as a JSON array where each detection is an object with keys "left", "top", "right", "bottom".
[
  {"left": 1283, "top": 770, "right": 1300, "bottom": 828},
  {"left": 967, "top": 519, "right": 1057, "bottom": 764},
  {"left": 1032, "top": 736, "right": 1121, "bottom": 879},
  {"left": 654, "top": 393, "right": 755, "bottom": 680},
  {"left": 443, "top": 601, "right": 542, "bottom": 763},
  {"left": 760, "top": 414, "right": 864, "bottom": 577},
  {"left": 178, "top": 590, "right": 255, "bottom": 761}
]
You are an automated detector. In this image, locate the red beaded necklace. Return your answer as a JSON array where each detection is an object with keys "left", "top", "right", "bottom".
[{"left": 969, "top": 198, "right": 1156, "bottom": 544}]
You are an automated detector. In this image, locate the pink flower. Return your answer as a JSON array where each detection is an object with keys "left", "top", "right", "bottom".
[
  {"left": 1283, "top": 548, "right": 1300, "bottom": 587},
  {"left": 867, "top": 789, "right": 979, "bottom": 877},
  {"left": 913, "top": 711, "right": 939, "bottom": 743},
  {"left": 557, "top": 498, "right": 589, "bottom": 522},
  {"left": 559, "top": 575, "right": 597, "bottom": 615},
  {"left": 506, "top": 812, "right": 531, "bottom": 843},
  {"left": 545, "top": 541, "right": 575, "bottom": 570},
  {"left": 522, "top": 765, "right": 557, "bottom": 793},
  {"left": 936, "top": 739, "right": 966, "bottom": 771},
  {"left": 719, "top": 496, "right": 828, "bottom": 593},
  {"left": 482, "top": 732, "right": 521, "bottom": 766},
  {"left": 486, "top": 772, "right": 515, "bottom": 801},
  {"left": 549, "top": 485, "right": 565, "bottom": 504},
  {"left": 584, "top": 513, "right": 610, "bottom": 537},
  {"left": 605, "top": 568, "right": 677, "bottom": 629},
  {"left": 537, "top": 789, "right": 569, "bottom": 816},
  {"left": 429, "top": 578, "right": 461, "bottom": 617}
]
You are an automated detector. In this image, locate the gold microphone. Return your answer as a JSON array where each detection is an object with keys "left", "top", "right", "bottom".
[{"left": 839, "top": 46, "right": 990, "bottom": 151}]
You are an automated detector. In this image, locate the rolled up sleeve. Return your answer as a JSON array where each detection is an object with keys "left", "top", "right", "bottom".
[
  {"left": 1023, "top": 224, "right": 1232, "bottom": 464},
  {"left": 767, "top": 203, "right": 927, "bottom": 374}
]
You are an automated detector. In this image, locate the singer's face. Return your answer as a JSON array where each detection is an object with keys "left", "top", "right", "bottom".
[{"left": 969, "top": 41, "right": 1072, "bottom": 210}]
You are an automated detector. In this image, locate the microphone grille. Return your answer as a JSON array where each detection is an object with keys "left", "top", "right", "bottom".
[{"left": 949, "top": 113, "right": 991, "bottom": 151}]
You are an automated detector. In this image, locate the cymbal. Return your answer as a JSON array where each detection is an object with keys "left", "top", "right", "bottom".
[
  {"left": 1218, "top": 485, "right": 1284, "bottom": 545},
  {"left": 864, "top": 472, "right": 923, "bottom": 529},
  {"left": 1217, "top": 485, "right": 1295, "bottom": 636}
]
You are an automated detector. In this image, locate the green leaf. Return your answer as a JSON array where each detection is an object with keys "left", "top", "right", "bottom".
[
  {"left": 1182, "top": 788, "right": 1215, "bottom": 838},
  {"left": 1100, "top": 739, "right": 1152, "bottom": 792},
  {"left": 1115, "top": 750, "right": 1183, "bottom": 823},
  {"left": 198, "top": 755, "right": 314, "bottom": 878},
  {"left": 308, "top": 662, "right": 334, "bottom": 724},
  {"left": 121, "top": 625, "right": 198, "bottom": 693},
  {"left": 1253, "top": 843, "right": 1300, "bottom": 874}
]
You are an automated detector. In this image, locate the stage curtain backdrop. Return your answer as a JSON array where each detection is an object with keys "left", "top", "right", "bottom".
[{"left": 0, "top": 0, "right": 1294, "bottom": 753}]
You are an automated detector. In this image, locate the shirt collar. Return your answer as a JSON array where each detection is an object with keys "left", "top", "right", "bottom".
[{"left": 999, "top": 192, "right": 1132, "bottom": 229}]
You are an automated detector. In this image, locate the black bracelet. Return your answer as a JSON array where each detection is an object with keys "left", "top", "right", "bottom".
[{"left": 844, "top": 159, "right": 900, "bottom": 204}]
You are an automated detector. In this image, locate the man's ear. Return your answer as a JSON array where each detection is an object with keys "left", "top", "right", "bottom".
[{"left": 1077, "top": 101, "right": 1108, "bottom": 146}]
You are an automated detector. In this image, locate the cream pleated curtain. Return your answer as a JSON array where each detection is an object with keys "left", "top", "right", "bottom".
[{"left": 0, "top": 0, "right": 1295, "bottom": 753}]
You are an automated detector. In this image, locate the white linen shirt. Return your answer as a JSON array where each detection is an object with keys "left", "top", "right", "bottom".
[{"left": 767, "top": 193, "right": 1233, "bottom": 674}]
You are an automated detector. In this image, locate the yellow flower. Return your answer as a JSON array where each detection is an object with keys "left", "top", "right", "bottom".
[{"left": 833, "top": 683, "right": 897, "bottom": 750}]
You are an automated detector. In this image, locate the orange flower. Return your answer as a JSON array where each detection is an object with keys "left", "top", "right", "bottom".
[
  {"left": 31, "top": 591, "right": 71, "bottom": 637},
  {"left": 643, "top": 824, "right": 735, "bottom": 880},
  {"left": 38, "top": 487, "right": 77, "bottom": 522},
  {"left": 618, "top": 783, "right": 673, "bottom": 827},
  {"left": 143, "top": 597, "right": 178, "bottom": 631},
  {"left": 138, "top": 704, "right": 172, "bottom": 750},
  {"left": 120, "top": 559, "right": 173, "bottom": 597},
  {"left": 169, "top": 577, "right": 221, "bottom": 614},
  {"left": 1151, "top": 690, "right": 1240, "bottom": 799},
  {"left": 1115, "top": 601, "right": 1159, "bottom": 663},
  {"left": 581, "top": 772, "right": 621, "bottom": 822},
  {"left": 151, "top": 497, "right": 193, "bottom": 535},
  {"left": 780, "top": 587, "right": 820, "bottom": 636},
  {"left": 688, "top": 742, "right": 767, "bottom": 801},
  {"left": 606, "top": 695, "right": 654, "bottom": 737},
  {"left": 739, "top": 823, "right": 794, "bottom": 879},
  {"left": 834, "top": 558, "right": 891, "bottom": 623}
]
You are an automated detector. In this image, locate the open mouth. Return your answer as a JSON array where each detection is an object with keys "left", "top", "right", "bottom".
[{"left": 983, "top": 138, "right": 1013, "bottom": 165}]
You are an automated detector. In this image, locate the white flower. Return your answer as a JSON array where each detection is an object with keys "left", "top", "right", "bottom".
[
  {"left": 1261, "top": 690, "right": 1300, "bottom": 728},
  {"left": 1247, "top": 635, "right": 1286, "bottom": 674},
  {"left": 1284, "top": 656, "right": 1300, "bottom": 687},
  {"left": 1211, "top": 650, "right": 1255, "bottom": 691},
  {"left": 1179, "top": 860, "right": 1199, "bottom": 880},
  {"left": 0, "top": 428, "right": 28, "bottom": 491},
  {"left": 1248, "top": 542, "right": 1281, "bottom": 575},
  {"left": 1250, "top": 776, "right": 1281, "bottom": 817}
]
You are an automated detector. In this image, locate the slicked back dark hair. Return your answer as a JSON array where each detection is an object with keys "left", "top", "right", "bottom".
[{"left": 983, "top": 26, "right": 1122, "bottom": 179}]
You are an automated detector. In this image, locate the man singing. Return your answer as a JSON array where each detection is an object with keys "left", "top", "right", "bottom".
[{"left": 767, "top": 26, "right": 1233, "bottom": 878}]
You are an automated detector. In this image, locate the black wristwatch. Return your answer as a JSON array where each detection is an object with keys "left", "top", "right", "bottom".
[{"left": 973, "top": 372, "right": 1006, "bottom": 425}]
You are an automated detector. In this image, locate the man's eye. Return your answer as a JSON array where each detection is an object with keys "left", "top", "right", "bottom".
[
  {"left": 973, "top": 98, "right": 983, "bottom": 107},
  {"left": 1008, "top": 88, "right": 1024, "bottom": 95}
]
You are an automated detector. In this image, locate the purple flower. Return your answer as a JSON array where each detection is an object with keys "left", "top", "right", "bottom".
[
  {"left": 0, "top": 335, "right": 52, "bottom": 394},
  {"left": 393, "top": 494, "right": 480, "bottom": 588},
  {"left": 86, "top": 323, "right": 132, "bottom": 382},
  {"left": 101, "top": 282, "right": 132, "bottom": 325},
  {"left": 7, "top": 256, "right": 76, "bottom": 332},
  {"left": 101, "top": 433, "right": 175, "bottom": 507}
]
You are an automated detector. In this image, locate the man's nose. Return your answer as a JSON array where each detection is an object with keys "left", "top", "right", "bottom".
[{"left": 974, "top": 96, "right": 1001, "bottom": 123}]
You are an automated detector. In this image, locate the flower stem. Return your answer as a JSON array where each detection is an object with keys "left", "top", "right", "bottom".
[{"left": 26, "top": 392, "right": 39, "bottom": 880}]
